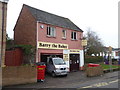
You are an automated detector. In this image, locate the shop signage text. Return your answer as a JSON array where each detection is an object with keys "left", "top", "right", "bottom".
[
  {"left": 70, "top": 49, "right": 80, "bottom": 53},
  {"left": 38, "top": 42, "right": 68, "bottom": 49},
  {"left": 82, "top": 40, "right": 87, "bottom": 46},
  {"left": 63, "top": 54, "right": 69, "bottom": 61}
]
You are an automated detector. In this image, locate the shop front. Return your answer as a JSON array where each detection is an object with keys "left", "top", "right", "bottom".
[
  {"left": 63, "top": 49, "right": 84, "bottom": 71},
  {"left": 37, "top": 41, "right": 84, "bottom": 72}
]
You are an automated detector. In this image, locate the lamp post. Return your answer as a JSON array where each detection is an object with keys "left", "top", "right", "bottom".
[{"left": 108, "top": 46, "right": 112, "bottom": 72}]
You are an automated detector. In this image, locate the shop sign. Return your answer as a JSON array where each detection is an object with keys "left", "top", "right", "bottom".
[
  {"left": 63, "top": 54, "right": 69, "bottom": 61},
  {"left": 38, "top": 41, "right": 68, "bottom": 49},
  {"left": 70, "top": 49, "right": 80, "bottom": 53},
  {"left": 82, "top": 40, "right": 87, "bottom": 46}
]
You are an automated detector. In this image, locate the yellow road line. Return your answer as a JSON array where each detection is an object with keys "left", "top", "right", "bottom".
[
  {"left": 81, "top": 79, "right": 118, "bottom": 88},
  {"left": 109, "top": 79, "right": 118, "bottom": 84},
  {"left": 82, "top": 85, "right": 93, "bottom": 88}
]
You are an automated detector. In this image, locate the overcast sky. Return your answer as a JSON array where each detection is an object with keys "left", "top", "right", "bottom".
[{"left": 6, "top": 0, "right": 119, "bottom": 48}]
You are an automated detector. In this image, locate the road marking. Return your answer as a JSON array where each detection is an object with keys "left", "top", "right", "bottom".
[
  {"left": 81, "top": 79, "right": 118, "bottom": 88},
  {"left": 82, "top": 85, "right": 93, "bottom": 88},
  {"left": 109, "top": 79, "right": 118, "bottom": 84},
  {"left": 93, "top": 82, "right": 109, "bottom": 87}
]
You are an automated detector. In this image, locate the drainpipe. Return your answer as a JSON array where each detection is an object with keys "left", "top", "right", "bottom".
[{"left": 36, "top": 21, "right": 39, "bottom": 63}]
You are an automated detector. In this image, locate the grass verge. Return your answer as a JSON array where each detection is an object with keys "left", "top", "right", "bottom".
[{"left": 100, "top": 64, "right": 120, "bottom": 70}]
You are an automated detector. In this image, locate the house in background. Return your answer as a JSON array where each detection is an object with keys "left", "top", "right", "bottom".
[
  {"left": 14, "top": 4, "right": 84, "bottom": 71},
  {"left": 112, "top": 48, "right": 120, "bottom": 60},
  {"left": 100, "top": 47, "right": 120, "bottom": 60}
]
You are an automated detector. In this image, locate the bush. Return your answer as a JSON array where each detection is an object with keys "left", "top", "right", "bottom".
[{"left": 85, "top": 55, "right": 103, "bottom": 63}]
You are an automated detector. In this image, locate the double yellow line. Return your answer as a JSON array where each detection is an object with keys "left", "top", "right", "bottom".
[{"left": 80, "top": 79, "right": 118, "bottom": 89}]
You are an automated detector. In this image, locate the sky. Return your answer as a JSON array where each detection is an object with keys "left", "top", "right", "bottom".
[{"left": 6, "top": 0, "right": 119, "bottom": 48}]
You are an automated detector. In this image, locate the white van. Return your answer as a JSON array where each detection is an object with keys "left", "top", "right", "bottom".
[{"left": 46, "top": 57, "right": 68, "bottom": 77}]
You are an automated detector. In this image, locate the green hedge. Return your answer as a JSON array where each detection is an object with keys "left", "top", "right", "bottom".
[{"left": 85, "top": 56, "right": 103, "bottom": 63}]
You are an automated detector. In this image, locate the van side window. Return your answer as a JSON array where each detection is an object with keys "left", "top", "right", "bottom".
[{"left": 49, "top": 58, "right": 53, "bottom": 65}]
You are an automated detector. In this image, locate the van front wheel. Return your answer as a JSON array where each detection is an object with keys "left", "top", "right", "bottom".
[{"left": 52, "top": 72, "right": 56, "bottom": 77}]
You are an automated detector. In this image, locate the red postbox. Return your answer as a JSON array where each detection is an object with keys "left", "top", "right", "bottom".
[{"left": 36, "top": 62, "right": 46, "bottom": 82}]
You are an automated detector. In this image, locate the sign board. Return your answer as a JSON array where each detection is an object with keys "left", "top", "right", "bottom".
[
  {"left": 63, "top": 54, "right": 69, "bottom": 61},
  {"left": 82, "top": 40, "right": 87, "bottom": 46},
  {"left": 69, "top": 49, "right": 80, "bottom": 53},
  {"left": 109, "top": 46, "right": 112, "bottom": 53},
  {"left": 38, "top": 41, "right": 68, "bottom": 49}
]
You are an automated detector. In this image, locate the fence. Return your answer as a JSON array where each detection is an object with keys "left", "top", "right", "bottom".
[{"left": 5, "top": 48, "right": 23, "bottom": 66}]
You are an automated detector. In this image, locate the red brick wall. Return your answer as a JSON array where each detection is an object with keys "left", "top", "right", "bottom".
[
  {"left": 5, "top": 48, "right": 23, "bottom": 66},
  {"left": 37, "top": 23, "right": 83, "bottom": 62},
  {"left": 37, "top": 23, "right": 83, "bottom": 49},
  {"left": 14, "top": 5, "right": 36, "bottom": 46}
]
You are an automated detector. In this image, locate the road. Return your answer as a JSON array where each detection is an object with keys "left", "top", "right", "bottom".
[
  {"left": 75, "top": 71, "right": 119, "bottom": 89},
  {"left": 3, "top": 71, "right": 119, "bottom": 89}
]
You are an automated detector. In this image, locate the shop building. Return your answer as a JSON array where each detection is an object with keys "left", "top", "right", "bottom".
[{"left": 14, "top": 4, "right": 84, "bottom": 71}]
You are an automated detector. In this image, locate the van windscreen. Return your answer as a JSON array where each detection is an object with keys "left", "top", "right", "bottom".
[{"left": 53, "top": 58, "right": 65, "bottom": 65}]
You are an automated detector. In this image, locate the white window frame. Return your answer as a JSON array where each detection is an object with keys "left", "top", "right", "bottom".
[
  {"left": 62, "top": 30, "right": 66, "bottom": 39},
  {"left": 47, "top": 26, "right": 56, "bottom": 37},
  {"left": 71, "top": 31, "right": 77, "bottom": 40}
]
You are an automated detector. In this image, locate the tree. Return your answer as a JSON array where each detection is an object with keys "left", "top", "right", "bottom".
[
  {"left": 84, "top": 28, "right": 104, "bottom": 56},
  {"left": 6, "top": 34, "right": 14, "bottom": 50}
]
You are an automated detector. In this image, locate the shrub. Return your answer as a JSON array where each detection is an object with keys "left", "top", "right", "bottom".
[{"left": 85, "top": 55, "right": 103, "bottom": 63}]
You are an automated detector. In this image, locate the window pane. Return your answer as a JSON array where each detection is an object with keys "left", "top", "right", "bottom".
[
  {"left": 47, "top": 26, "right": 55, "bottom": 37},
  {"left": 74, "top": 32, "right": 76, "bottom": 39},
  {"left": 71, "top": 32, "right": 73, "bottom": 39},
  {"left": 47, "top": 26, "right": 49, "bottom": 35},
  {"left": 62, "top": 30, "right": 66, "bottom": 38}
]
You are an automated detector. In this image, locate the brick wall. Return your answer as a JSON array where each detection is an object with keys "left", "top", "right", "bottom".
[
  {"left": 38, "top": 23, "right": 83, "bottom": 50},
  {"left": 2, "top": 66, "right": 37, "bottom": 86},
  {"left": 14, "top": 5, "right": 36, "bottom": 46}
]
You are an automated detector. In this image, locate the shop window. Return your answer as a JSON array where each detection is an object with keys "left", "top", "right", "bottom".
[
  {"left": 71, "top": 32, "right": 77, "bottom": 40},
  {"left": 62, "top": 30, "right": 66, "bottom": 39},
  {"left": 47, "top": 26, "right": 56, "bottom": 37}
]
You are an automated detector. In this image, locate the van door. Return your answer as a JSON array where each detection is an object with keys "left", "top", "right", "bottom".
[{"left": 46, "top": 58, "right": 55, "bottom": 73}]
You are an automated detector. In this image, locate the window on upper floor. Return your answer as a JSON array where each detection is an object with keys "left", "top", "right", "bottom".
[
  {"left": 62, "top": 30, "right": 66, "bottom": 39},
  {"left": 71, "top": 32, "right": 77, "bottom": 40},
  {"left": 47, "top": 26, "right": 56, "bottom": 37}
]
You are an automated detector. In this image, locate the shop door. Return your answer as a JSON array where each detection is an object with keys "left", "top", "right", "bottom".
[{"left": 70, "top": 54, "right": 80, "bottom": 71}]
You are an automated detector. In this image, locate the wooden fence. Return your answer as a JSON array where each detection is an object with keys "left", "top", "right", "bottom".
[{"left": 5, "top": 48, "right": 23, "bottom": 66}]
